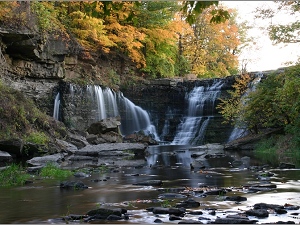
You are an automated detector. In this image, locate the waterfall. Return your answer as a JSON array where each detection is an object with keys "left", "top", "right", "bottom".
[
  {"left": 53, "top": 92, "right": 60, "bottom": 120},
  {"left": 171, "top": 80, "right": 224, "bottom": 145},
  {"left": 118, "top": 92, "right": 159, "bottom": 140},
  {"left": 227, "top": 72, "right": 263, "bottom": 142},
  {"left": 64, "top": 84, "right": 159, "bottom": 140}
]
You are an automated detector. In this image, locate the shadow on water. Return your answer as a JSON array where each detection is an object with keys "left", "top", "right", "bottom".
[{"left": 0, "top": 144, "right": 299, "bottom": 224}]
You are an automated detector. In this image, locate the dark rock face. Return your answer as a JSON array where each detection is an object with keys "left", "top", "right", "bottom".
[{"left": 121, "top": 78, "right": 236, "bottom": 144}]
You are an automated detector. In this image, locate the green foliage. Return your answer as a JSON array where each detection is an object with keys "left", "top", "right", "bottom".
[
  {"left": 107, "top": 69, "right": 120, "bottom": 85},
  {"left": 0, "top": 81, "right": 60, "bottom": 141},
  {"left": 39, "top": 162, "right": 73, "bottom": 179},
  {"left": 0, "top": 163, "right": 30, "bottom": 186},
  {"left": 181, "top": 1, "right": 230, "bottom": 25},
  {"left": 31, "top": 2, "right": 56, "bottom": 32},
  {"left": 254, "top": 136, "right": 279, "bottom": 165},
  {"left": 255, "top": 2, "right": 300, "bottom": 44},
  {"left": 244, "top": 66, "right": 300, "bottom": 132},
  {"left": 254, "top": 134, "right": 300, "bottom": 167},
  {"left": 160, "top": 199, "right": 174, "bottom": 208},
  {"left": 24, "top": 131, "right": 49, "bottom": 145}
]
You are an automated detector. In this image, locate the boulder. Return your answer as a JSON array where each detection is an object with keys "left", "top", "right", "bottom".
[
  {"left": 176, "top": 199, "right": 201, "bottom": 208},
  {"left": 87, "top": 117, "right": 121, "bottom": 135},
  {"left": 225, "top": 196, "right": 247, "bottom": 202},
  {"left": 245, "top": 209, "right": 269, "bottom": 218},
  {"left": 26, "top": 153, "right": 66, "bottom": 166},
  {"left": 0, "top": 138, "right": 23, "bottom": 157},
  {"left": 152, "top": 207, "right": 185, "bottom": 216},
  {"left": 66, "top": 132, "right": 89, "bottom": 149},
  {"left": 214, "top": 217, "right": 256, "bottom": 224},
  {"left": 124, "top": 131, "right": 158, "bottom": 145},
  {"left": 86, "top": 208, "right": 125, "bottom": 218},
  {"left": 0, "top": 150, "right": 13, "bottom": 164}
]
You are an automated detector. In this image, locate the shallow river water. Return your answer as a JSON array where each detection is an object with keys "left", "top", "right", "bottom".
[{"left": 0, "top": 145, "right": 299, "bottom": 224}]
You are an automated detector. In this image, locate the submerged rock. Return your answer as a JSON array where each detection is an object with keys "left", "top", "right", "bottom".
[
  {"left": 176, "top": 199, "right": 201, "bottom": 208},
  {"left": 60, "top": 181, "right": 88, "bottom": 189},
  {"left": 152, "top": 207, "right": 185, "bottom": 216},
  {"left": 225, "top": 196, "right": 247, "bottom": 202},
  {"left": 133, "top": 180, "right": 163, "bottom": 186},
  {"left": 214, "top": 217, "right": 257, "bottom": 224},
  {"left": 246, "top": 209, "right": 269, "bottom": 218},
  {"left": 86, "top": 208, "right": 126, "bottom": 220},
  {"left": 279, "top": 162, "right": 296, "bottom": 169},
  {"left": 158, "top": 193, "right": 187, "bottom": 199}
]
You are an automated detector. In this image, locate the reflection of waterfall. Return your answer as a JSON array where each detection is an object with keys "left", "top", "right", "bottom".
[
  {"left": 227, "top": 73, "right": 263, "bottom": 142},
  {"left": 171, "top": 80, "right": 224, "bottom": 145},
  {"left": 53, "top": 92, "right": 60, "bottom": 120},
  {"left": 146, "top": 145, "right": 191, "bottom": 167}
]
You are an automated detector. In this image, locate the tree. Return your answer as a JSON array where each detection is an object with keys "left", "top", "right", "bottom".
[
  {"left": 181, "top": 6, "right": 240, "bottom": 78},
  {"left": 218, "top": 64, "right": 300, "bottom": 134},
  {"left": 181, "top": 1, "right": 230, "bottom": 24},
  {"left": 255, "top": 1, "right": 300, "bottom": 44}
]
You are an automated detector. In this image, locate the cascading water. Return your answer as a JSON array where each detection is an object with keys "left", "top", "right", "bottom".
[
  {"left": 53, "top": 92, "right": 60, "bottom": 120},
  {"left": 118, "top": 92, "right": 159, "bottom": 140},
  {"left": 171, "top": 80, "right": 224, "bottom": 145},
  {"left": 65, "top": 84, "right": 159, "bottom": 140}
]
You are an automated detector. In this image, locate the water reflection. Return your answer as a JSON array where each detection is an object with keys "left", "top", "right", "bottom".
[{"left": 0, "top": 145, "right": 299, "bottom": 224}]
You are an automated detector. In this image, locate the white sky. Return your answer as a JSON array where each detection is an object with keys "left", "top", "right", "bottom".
[{"left": 222, "top": 1, "right": 300, "bottom": 72}]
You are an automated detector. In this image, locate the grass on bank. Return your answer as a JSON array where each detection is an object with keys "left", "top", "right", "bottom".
[
  {"left": 0, "top": 162, "right": 74, "bottom": 186},
  {"left": 39, "top": 162, "right": 73, "bottom": 179},
  {"left": 0, "top": 163, "right": 31, "bottom": 186},
  {"left": 254, "top": 134, "right": 300, "bottom": 167}
]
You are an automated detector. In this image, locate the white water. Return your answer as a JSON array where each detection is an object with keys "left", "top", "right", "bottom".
[
  {"left": 118, "top": 92, "right": 159, "bottom": 140},
  {"left": 76, "top": 85, "right": 159, "bottom": 140},
  {"left": 53, "top": 92, "right": 60, "bottom": 120},
  {"left": 171, "top": 80, "right": 224, "bottom": 145}
]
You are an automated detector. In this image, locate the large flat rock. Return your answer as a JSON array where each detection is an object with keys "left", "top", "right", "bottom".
[{"left": 67, "top": 143, "right": 147, "bottom": 156}]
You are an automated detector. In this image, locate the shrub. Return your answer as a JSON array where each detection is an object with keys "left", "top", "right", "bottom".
[{"left": 0, "top": 163, "right": 30, "bottom": 186}]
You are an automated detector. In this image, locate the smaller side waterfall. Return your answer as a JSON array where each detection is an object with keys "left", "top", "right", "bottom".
[
  {"left": 118, "top": 93, "right": 159, "bottom": 140},
  {"left": 227, "top": 72, "right": 263, "bottom": 142},
  {"left": 53, "top": 93, "right": 60, "bottom": 120},
  {"left": 63, "top": 84, "right": 159, "bottom": 140}
]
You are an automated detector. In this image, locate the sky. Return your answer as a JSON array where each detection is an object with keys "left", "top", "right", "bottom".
[{"left": 221, "top": 1, "right": 300, "bottom": 72}]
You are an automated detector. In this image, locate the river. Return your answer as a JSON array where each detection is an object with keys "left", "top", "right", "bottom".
[{"left": 0, "top": 145, "right": 299, "bottom": 224}]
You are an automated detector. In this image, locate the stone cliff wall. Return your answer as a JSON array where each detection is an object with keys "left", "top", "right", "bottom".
[
  {"left": 121, "top": 77, "right": 236, "bottom": 143},
  {"left": 0, "top": 27, "right": 282, "bottom": 145}
]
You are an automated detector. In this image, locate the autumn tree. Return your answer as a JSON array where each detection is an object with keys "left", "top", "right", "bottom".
[
  {"left": 181, "top": 6, "right": 240, "bottom": 78},
  {"left": 135, "top": 1, "right": 184, "bottom": 78},
  {"left": 217, "top": 73, "right": 252, "bottom": 128}
]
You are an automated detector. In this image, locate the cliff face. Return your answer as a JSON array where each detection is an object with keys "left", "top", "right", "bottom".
[
  {"left": 0, "top": 27, "right": 136, "bottom": 116},
  {"left": 121, "top": 78, "right": 236, "bottom": 144},
  {"left": 0, "top": 27, "right": 257, "bottom": 145}
]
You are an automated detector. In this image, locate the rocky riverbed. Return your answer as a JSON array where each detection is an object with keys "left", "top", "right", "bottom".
[{"left": 1, "top": 143, "right": 299, "bottom": 224}]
